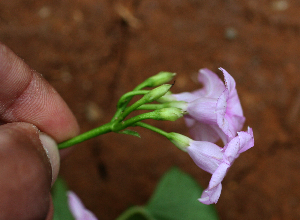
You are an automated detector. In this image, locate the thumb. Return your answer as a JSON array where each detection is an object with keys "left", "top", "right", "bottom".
[{"left": 0, "top": 122, "right": 60, "bottom": 220}]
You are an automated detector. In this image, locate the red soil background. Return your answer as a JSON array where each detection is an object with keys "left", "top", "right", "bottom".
[{"left": 1, "top": 0, "right": 300, "bottom": 219}]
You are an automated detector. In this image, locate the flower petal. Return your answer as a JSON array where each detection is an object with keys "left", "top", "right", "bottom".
[
  {"left": 67, "top": 191, "right": 98, "bottom": 220},
  {"left": 195, "top": 127, "right": 254, "bottom": 205},
  {"left": 173, "top": 92, "right": 200, "bottom": 103},
  {"left": 186, "top": 118, "right": 220, "bottom": 143},
  {"left": 194, "top": 68, "right": 225, "bottom": 98},
  {"left": 208, "top": 162, "right": 230, "bottom": 189},
  {"left": 187, "top": 141, "right": 223, "bottom": 174},
  {"left": 219, "top": 67, "right": 245, "bottom": 128},
  {"left": 187, "top": 97, "right": 218, "bottom": 124},
  {"left": 222, "top": 135, "right": 241, "bottom": 163},
  {"left": 216, "top": 70, "right": 245, "bottom": 141},
  {"left": 223, "top": 126, "right": 254, "bottom": 162},
  {"left": 219, "top": 68, "right": 235, "bottom": 93},
  {"left": 216, "top": 89, "right": 230, "bottom": 137},
  {"left": 198, "top": 162, "right": 229, "bottom": 204},
  {"left": 237, "top": 127, "right": 254, "bottom": 154},
  {"left": 198, "top": 183, "right": 222, "bottom": 205}
]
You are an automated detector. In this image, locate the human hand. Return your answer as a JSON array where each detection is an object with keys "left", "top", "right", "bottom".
[{"left": 0, "top": 42, "right": 79, "bottom": 219}]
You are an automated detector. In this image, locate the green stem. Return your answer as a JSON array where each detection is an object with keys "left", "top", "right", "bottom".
[
  {"left": 113, "top": 111, "right": 161, "bottom": 132},
  {"left": 58, "top": 122, "right": 113, "bottom": 149},
  {"left": 116, "top": 206, "right": 155, "bottom": 220},
  {"left": 137, "top": 103, "right": 165, "bottom": 110},
  {"left": 137, "top": 101, "right": 187, "bottom": 111},
  {"left": 135, "top": 122, "right": 170, "bottom": 138},
  {"left": 116, "top": 97, "right": 149, "bottom": 123},
  {"left": 117, "top": 90, "right": 149, "bottom": 108},
  {"left": 111, "top": 82, "right": 149, "bottom": 122}
]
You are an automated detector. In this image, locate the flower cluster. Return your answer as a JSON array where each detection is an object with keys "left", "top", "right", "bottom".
[
  {"left": 168, "top": 68, "right": 254, "bottom": 204},
  {"left": 63, "top": 68, "right": 253, "bottom": 216}
]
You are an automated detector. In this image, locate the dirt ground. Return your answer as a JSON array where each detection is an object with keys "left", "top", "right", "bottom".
[{"left": 1, "top": 0, "right": 300, "bottom": 219}]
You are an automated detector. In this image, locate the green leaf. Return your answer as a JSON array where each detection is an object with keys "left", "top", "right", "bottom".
[
  {"left": 119, "top": 129, "right": 141, "bottom": 138},
  {"left": 51, "top": 177, "right": 75, "bottom": 220},
  {"left": 146, "top": 167, "right": 219, "bottom": 220},
  {"left": 116, "top": 206, "right": 156, "bottom": 220}
]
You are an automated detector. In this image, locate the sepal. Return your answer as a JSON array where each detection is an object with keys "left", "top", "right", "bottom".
[{"left": 167, "top": 132, "right": 192, "bottom": 151}]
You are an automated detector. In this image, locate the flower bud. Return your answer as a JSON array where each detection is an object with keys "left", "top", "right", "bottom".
[
  {"left": 144, "top": 84, "right": 172, "bottom": 103},
  {"left": 154, "top": 107, "right": 184, "bottom": 121},
  {"left": 145, "top": 72, "right": 176, "bottom": 87}
]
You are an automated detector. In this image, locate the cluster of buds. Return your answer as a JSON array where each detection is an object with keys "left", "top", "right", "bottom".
[{"left": 60, "top": 68, "right": 254, "bottom": 207}]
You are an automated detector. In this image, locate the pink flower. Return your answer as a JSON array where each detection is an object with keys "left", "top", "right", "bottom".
[
  {"left": 186, "top": 127, "right": 254, "bottom": 204},
  {"left": 67, "top": 191, "right": 98, "bottom": 220},
  {"left": 173, "top": 68, "right": 245, "bottom": 144}
]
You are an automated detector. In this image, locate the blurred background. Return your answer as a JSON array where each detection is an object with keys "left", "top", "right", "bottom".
[{"left": 1, "top": 0, "right": 300, "bottom": 219}]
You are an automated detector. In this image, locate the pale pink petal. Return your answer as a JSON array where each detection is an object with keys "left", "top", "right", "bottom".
[
  {"left": 223, "top": 127, "right": 254, "bottom": 156},
  {"left": 227, "top": 93, "right": 244, "bottom": 121},
  {"left": 209, "top": 124, "right": 229, "bottom": 145},
  {"left": 198, "top": 162, "right": 229, "bottom": 204},
  {"left": 188, "top": 127, "right": 254, "bottom": 205},
  {"left": 219, "top": 68, "right": 236, "bottom": 94},
  {"left": 186, "top": 118, "right": 220, "bottom": 143},
  {"left": 222, "top": 136, "right": 241, "bottom": 163},
  {"left": 208, "top": 163, "right": 230, "bottom": 189},
  {"left": 224, "top": 114, "right": 245, "bottom": 140},
  {"left": 216, "top": 90, "right": 230, "bottom": 138},
  {"left": 194, "top": 68, "right": 225, "bottom": 98},
  {"left": 220, "top": 68, "right": 245, "bottom": 127},
  {"left": 173, "top": 68, "right": 246, "bottom": 144},
  {"left": 187, "top": 141, "right": 223, "bottom": 174},
  {"left": 187, "top": 97, "right": 218, "bottom": 124},
  {"left": 216, "top": 74, "right": 245, "bottom": 141},
  {"left": 67, "top": 191, "right": 98, "bottom": 220},
  {"left": 173, "top": 92, "right": 199, "bottom": 103},
  {"left": 198, "top": 183, "right": 222, "bottom": 205},
  {"left": 237, "top": 127, "right": 254, "bottom": 154},
  {"left": 184, "top": 115, "right": 196, "bottom": 128}
]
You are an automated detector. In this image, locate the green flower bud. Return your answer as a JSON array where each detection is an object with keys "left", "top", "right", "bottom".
[
  {"left": 167, "top": 132, "right": 192, "bottom": 151},
  {"left": 154, "top": 107, "right": 184, "bottom": 121},
  {"left": 145, "top": 72, "right": 176, "bottom": 87},
  {"left": 144, "top": 84, "right": 172, "bottom": 103}
]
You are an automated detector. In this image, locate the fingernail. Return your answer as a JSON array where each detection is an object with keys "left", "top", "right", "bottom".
[{"left": 39, "top": 133, "right": 60, "bottom": 186}]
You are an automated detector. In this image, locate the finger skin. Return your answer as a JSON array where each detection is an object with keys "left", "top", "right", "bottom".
[
  {"left": 0, "top": 42, "right": 79, "bottom": 142},
  {"left": 0, "top": 122, "right": 52, "bottom": 220},
  {"left": 46, "top": 195, "right": 54, "bottom": 220}
]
